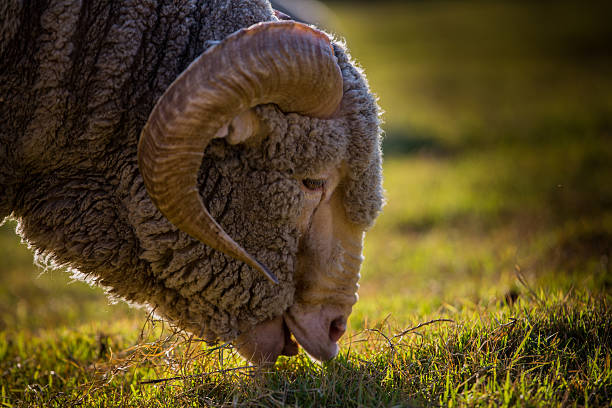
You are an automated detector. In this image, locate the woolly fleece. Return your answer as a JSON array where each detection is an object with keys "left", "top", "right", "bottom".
[{"left": 0, "top": 0, "right": 383, "bottom": 342}]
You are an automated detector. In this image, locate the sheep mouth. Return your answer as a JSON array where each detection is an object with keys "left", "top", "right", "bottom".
[
  {"left": 280, "top": 317, "right": 299, "bottom": 356},
  {"left": 234, "top": 310, "right": 346, "bottom": 364},
  {"left": 234, "top": 315, "right": 298, "bottom": 364}
]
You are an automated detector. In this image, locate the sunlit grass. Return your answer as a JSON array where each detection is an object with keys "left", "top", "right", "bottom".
[{"left": 1, "top": 290, "right": 609, "bottom": 406}]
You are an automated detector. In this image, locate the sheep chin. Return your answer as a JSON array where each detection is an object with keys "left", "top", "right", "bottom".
[{"left": 234, "top": 316, "right": 299, "bottom": 365}]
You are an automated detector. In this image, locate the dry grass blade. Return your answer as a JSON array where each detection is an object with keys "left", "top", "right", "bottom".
[
  {"left": 138, "top": 365, "right": 254, "bottom": 385},
  {"left": 393, "top": 319, "right": 455, "bottom": 339}
]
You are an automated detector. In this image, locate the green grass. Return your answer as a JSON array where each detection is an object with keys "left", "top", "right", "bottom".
[
  {"left": 0, "top": 292, "right": 609, "bottom": 406},
  {"left": 2, "top": 1, "right": 612, "bottom": 406}
]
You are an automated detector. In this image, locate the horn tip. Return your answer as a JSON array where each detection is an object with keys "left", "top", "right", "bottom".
[{"left": 256, "top": 261, "right": 279, "bottom": 285}]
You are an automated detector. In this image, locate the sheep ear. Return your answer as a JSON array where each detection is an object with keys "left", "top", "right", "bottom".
[{"left": 213, "top": 109, "right": 261, "bottom": 145}]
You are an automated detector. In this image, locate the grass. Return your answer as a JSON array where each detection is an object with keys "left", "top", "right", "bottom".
[
  {"left": 1, "top": 292, "right": 609, "bottom": 406},
  {"left": 1, "top": 0, "right": 612, "bottom": 406}
]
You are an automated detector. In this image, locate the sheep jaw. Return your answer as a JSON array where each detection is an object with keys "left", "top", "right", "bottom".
[{"left": 234, "top": 316, "right": 299, "bottom": 365}]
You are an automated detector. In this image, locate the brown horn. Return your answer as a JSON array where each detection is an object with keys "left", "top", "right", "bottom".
[{"left": 137, "top": 21, "right": 343, "bottom": 284}]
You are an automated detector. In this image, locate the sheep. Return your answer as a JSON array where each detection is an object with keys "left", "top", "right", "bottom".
[{"left": 0, "top": 0, "right": 383, "bottom": 364}]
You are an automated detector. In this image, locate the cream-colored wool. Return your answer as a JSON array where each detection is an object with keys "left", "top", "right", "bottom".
[{"left": 0, "top": 0, "right": 383, "bottom": 342}]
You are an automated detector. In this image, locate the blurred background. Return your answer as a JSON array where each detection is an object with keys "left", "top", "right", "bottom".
[{"left": 1, "top": 0, "right": 611, "bottom": 335}]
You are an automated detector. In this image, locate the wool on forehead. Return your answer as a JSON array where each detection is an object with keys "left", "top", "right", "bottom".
[{"left": 255, "top": 43, "right": 384, "bottom": 229}]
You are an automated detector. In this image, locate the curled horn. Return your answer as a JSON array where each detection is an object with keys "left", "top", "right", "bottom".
[{"left": 137, "top": 21, "right": 343, "bottom": 283}]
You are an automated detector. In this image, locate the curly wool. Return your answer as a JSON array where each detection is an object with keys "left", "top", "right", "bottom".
[{"left": 0, "top": 0, "right": 383, "bottom": 342}]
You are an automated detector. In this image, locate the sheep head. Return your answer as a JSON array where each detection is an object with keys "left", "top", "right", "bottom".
[{"left": 138, "top": 21, "right": 382, "bottom": 364}]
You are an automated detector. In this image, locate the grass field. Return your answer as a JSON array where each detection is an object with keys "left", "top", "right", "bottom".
[{"left": 1, "top": 1, "right": 611, "bottom": 406}]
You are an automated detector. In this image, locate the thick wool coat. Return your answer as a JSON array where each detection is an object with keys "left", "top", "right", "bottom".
[{"left": 0, "top": 0, "right": 383, "bottom": 342}]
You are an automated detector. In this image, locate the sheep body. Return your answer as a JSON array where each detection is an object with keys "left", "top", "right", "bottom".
[{"left": 0, "top": 0, "right": 383, "bottom": 344}]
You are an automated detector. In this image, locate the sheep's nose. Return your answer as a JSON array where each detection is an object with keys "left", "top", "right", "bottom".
[{"left": 329, "top": 317, "right": 347, "bottom": 343}]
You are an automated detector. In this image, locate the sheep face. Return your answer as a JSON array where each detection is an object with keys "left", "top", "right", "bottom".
[
  {"left": 198, "top": 100, "right": 381, "bottom": 364},
  {"left": 284, "top": 184, "right": 363, "bottom": 361},
  {"left": 235, "top": 162, "right": 367, "bottom": 363},
  {"left": 289, "top": 166, "right": 365, "bottom": 360}
]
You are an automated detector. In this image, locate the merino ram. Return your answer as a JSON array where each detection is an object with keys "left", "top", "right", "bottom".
[{"left": 0, "top": 0, "right": 383, "bottom": 364}]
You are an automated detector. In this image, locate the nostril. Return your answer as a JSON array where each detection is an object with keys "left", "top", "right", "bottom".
[{"left": 329, "top": 317, "right": 347, "bottom": 343}]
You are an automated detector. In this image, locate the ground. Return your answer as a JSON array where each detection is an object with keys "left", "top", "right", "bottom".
[{"left": 1, "top": 1, "right": 611, "bottom": 406}]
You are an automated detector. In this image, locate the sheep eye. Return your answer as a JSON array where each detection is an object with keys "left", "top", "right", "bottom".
[{"left": 302, "top": 178, "right": 325, "bottom": 192}]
